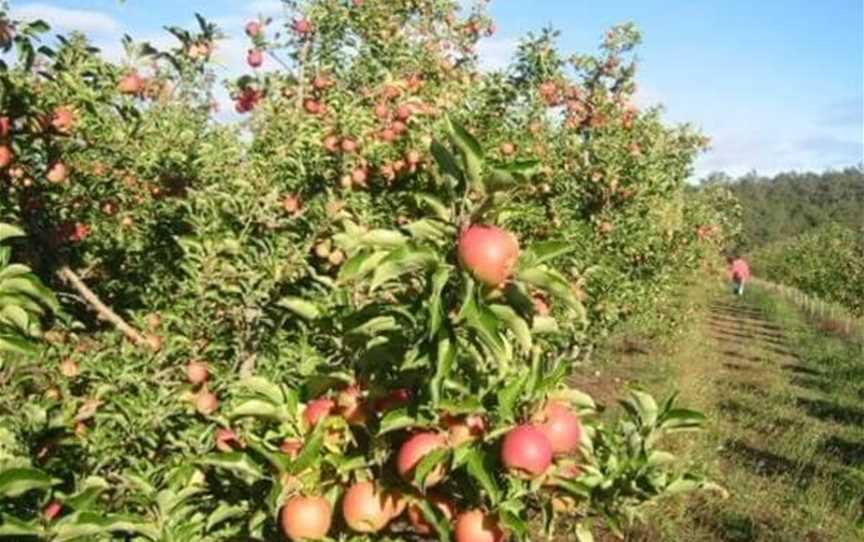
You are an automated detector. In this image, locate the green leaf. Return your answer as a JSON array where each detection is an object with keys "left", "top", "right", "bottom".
[
  {"left": 521, "top": 241, "right": 578, "bottom": 267},
  {"left": 413, "top": 447, "right": 450, "bottom": 491},
  {"left": 0, "top": 514, "right": 43, "bottom": 537},
  {"left": 497, "top": 376, "right": 525, "bottom": 422},
  {"left": 430, "top": 141, "right": 463, "bottom": 184},
  {"left": 430, "top": 330, "right": 455, "bottom": 407},
  {"left": 52, "top": 512, "right": 159, "bottom": 542},
  {"left": 414, "top": 193, "right": 452, "bottom": 221},
  {"left": 427, "top": 267, "right": 452, "bottom": 339},
  {"left": 378, "top": 408, "right": 417, "bottom": 435},
  {"left": 446, "top": 118, "right": 485, "bottom": 192},
  {"left": 489, "top": 304, "right": 532, "bottom": 352},
  {"left": 206, "top": 503, "right": 248, "bottom": 532},
  {"left": 0, "top": 467, "right": 56, "bottom": 498},
  {"left": 370, "top": 246, "right": 439, "bottom": 291},
  {"left": 347, "top": 315, "right": 399, "bottom": 336},
  {"left": 500, "top": 510, "right": 528, "bottom": 539},
  {"left": 575, "top": 522, "right": 596, "bottom": 542},
  {"left": 415, "top": 498, "right": 453, "bottom": 541},
  {"left": 0, "top": 224, "right": 24, "bottom": 243},
  {"left": 620, "top": 390, "right": 659, "bottom": 428},
  {"left": 198, "top": 453, "right": 264, "bottom": 484},
  {"left": 289, "top": 424, "right": 325, "bottom": 474},
  {"left": 241, "top": 377, "right": 286, "bottom": 405},
  {"left": 229, "top": 400, "right": 284, "bottom": 421},
  {"left": 276, "top": 297, "right": 321, "bottom": 320},
  {"left": 660, "top": 409, "right": 706, "bottom": 431},
  {"left": 465, "top": 448, "right": 500, "bottom": 504},
  {"left": 0, "top": 335, "right": 37, "bottom": 356},
  {"left": 517, "top": 266, "right": 585, "bottom": 321}
]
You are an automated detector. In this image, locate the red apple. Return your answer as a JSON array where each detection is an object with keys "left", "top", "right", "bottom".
[
  {"left": 304, "top": 398, "right": 335, "bottom": 428},
  {"left": 397, "top": 432, "right": 447, "bottom": 487},
  {"left": 457, "top": 225, "right": 520, "bottom": 287},
  {"left": 281, "top": 495, "right": 333, "bottom": 541},
  {"left": 454, "top": 509, "right": 507, "bottom": 542},
  {"left": 500, "top": 425, "right": 552, "bottom": 477},
  {"left": 535, "top": 401, "right": 582, "bottom": 455}
]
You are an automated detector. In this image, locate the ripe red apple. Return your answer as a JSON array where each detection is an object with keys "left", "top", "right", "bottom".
[
  {"left": 379, "top": 128, "right": 396, "bottom": 142},
  {"left": 374, "top": 103, "right": 389, "bottom": 119},
  {"left": 313, "top": 74, "right": 332, "bottom": 90},
  {"left": 341, "top": 481, "right": 401, "bottom": 533},
  {"left": 457, "top": 225, "right": 520, "bottom": 287},
  {"left": 51, "top": 106, "right": 75, "bottom": 135},
  {"left": 304, "top": 99, "right": 322, "bottom": 115},
  {"left": 341, "top": 138, "right": 358, "bottom": 153},
  {"left": 281, "top": 438, "right": 303, "bottom": 459},
  {"left": 43, "top": 501, "right": 62, "bottom": 522},
  {"left": 351, "top": 167, "right": 368, "bottom": 186},
  {"left": 395, "top": 104, "right": 412, "bottom": 121},
  {"left": 215, "top": 428, "right": 243, "bottom": 452},
  {"left": 407, "top": 494, "right": 456, "bottom": 535},
  {"left": 245, "top": 21, "right": 262, "bottom": 37},
  {"left": 0, "top": 145, "right": 12, "bottom": 168},
  {"left": 500, "top": 425, "right": 552, "bottom": 477},
  {"left": 282, "top": 195, "right": 302, "bottom": 214},
  {"left": 293, "top": 18, "right": 313, "bottom": 35},
  {"left": 304, "top": 398, "right": 335, "bottom": 428},
  {"left": 336, "top": 385, "right": 367, "bottom": 425},
  {"left": 247, "top": 49, "right": 264, "bottom": 68},
  {"left": 281, "top": 495, "right": 333, "bottom": 541},
  {"left": 454, "top": 509, "right": 507, "bottom": 542},
  {"left": 535, "top": 401, "right": 582, "bottom": 455},
  {"left": 374, "top": 388, "right": 411, "bottom": 412},
  {"left": 397, "top": 432, "right": 447, "bottom": 487},
  {"left": 195, "top": 390, "right": 219, "bottom": 415},
  {"left": 390, "top": 120, "right": 407, "bottom": 134},
  {"left": 118, "top": 72, "right": 144, "bottom": 95},
  {"left": 322, "top": 135, "right": 340, "bottom": 152},
  {"left": 186, "top": 361, "right": 209, "bottom": 385},
  {"left": 500, "top": 142, "right": 515, "bottom": 156},
  {"left": 0, "top": 116, "right": 10, "bottom": 137},
  {"left": 46, "top": 162, "right": 69, "bottom": 184}
]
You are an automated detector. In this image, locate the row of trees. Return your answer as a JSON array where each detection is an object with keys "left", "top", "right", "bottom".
[
  {"left": 751, "top": 223, "right": 864, "bottom": 317},
  {"left": 0, "top": 1, "right": 732, "bottom": 540},
  {"left": 703, "top": 166, "right": 863, "bottom": 251}
]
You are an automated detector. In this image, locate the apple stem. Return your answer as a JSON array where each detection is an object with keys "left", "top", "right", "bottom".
[{"left": 56, "top": 265, "right": 154, "bottom": 351}]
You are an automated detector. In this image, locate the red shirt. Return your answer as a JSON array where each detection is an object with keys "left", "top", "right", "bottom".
[{"left": 729, "top": 259, "right": 751, "bottom": 282}]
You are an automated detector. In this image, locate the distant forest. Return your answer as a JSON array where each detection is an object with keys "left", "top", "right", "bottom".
[{"left": 701, "top": 166, "right": 864, "bottom": 250}]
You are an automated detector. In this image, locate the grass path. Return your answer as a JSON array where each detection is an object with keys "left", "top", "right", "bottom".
[{"left": 588, "top": 282, "right": 864, "bottom": 541}]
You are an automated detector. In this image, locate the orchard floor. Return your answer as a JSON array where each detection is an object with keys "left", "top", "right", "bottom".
[{"left": 575, "top": 282, "right": 864, "bottom": 542}]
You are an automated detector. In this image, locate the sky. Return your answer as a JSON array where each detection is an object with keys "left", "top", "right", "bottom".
[{"left": 6, "top": 0, "right": 863, "bottom": 179}]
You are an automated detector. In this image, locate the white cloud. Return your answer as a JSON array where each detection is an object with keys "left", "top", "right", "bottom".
[
  {"left": 476, "top": 35, "right": 518, "bottom": 71},
  {"left": 11, "top": 3, "right": 121, "bottom": 35}
]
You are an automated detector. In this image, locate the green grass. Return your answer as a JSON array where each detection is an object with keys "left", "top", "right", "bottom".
[{"left": 586, "top": 281, "right": 864, "bottom": 541}]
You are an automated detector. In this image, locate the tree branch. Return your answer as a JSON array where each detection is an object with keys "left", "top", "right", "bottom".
[{"left": 56, "top": 265, "right": 159, "bottom": 351}]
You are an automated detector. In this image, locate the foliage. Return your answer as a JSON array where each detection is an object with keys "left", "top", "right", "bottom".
[
  {"left": 0, "top": 1, "right": 735, "bottom": 540},
  {"left": 751, "top": 223, "right": 864, "bottom": 317},
  {"left": 703, "top": 166, "right": 864, "bottom": 251}
]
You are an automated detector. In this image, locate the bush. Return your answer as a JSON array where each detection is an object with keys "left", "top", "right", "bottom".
[{"left": 0, "top": 2, "right": 729, "bottom": 540}]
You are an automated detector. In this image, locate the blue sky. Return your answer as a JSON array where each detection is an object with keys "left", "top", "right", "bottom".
[{"left": 8, "top": 0, "right": 863, "bottom": 178}]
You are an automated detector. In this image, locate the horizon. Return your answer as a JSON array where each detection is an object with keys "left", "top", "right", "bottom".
[{"left": 6, "top": 0, "right": 863, "bottom": 179}]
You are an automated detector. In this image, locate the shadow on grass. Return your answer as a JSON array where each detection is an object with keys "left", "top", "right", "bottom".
[
  {"left": 781, "top": 363, "right": 822, "bottom": 377},
  {"left": 719, "top": 349, "right": 768, "bottom": 364},
  {"left": 721, "top": 439, "right": 817, "bottom": 484},
  {"left": 820, "top": 435, "right": 864, "bottom": 469},
  {"left": 796, "top": 397, "right": 864, "bottom": 426}
]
